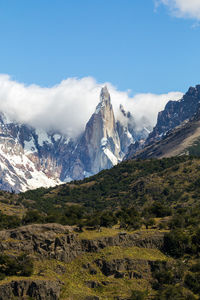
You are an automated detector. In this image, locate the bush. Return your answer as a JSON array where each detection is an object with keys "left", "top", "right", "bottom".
[
  {"left": 185, "top": 273, "right": 200, "bottom": 294},
  {"left": 0, "top": 254, "right": 33, "bottom": 279},
  {"left": 163, "top": 229, "right": 190, "bottom": 258},
  {"left": 155, "top": 285, "right": 195, "bottom": 300},
  {"left": 191, "top": 228, "right": 200, "bottom": 254},
  {"left": 130, "top": 290, "right": 147, "bottom": 300},
  {"left": 0, "top": 212, "right": 21, "bottom": 230},
  {"left": 151, "top": 261, "right": 184, "bottom": 290},
  {"left": 144, "top": 218, "right": 155, "bottom": 229},
  {"left": 116, "top": 207, "right": 142, "bottom": 230},
  {"left": 22, "top": 210, "right": 44, "bottom": 225},
  {"left": 148, "top": 202, "right": 171, "bottom": 218},
  {"left": 100, "top": 212, "right": 118, "bottom": 227}
]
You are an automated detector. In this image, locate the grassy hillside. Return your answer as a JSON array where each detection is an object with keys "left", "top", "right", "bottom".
[
  {"left": 13, "top": 156, "right": 200, "bottom": 227},
  {"left": 1, "top": 156, "right": 200, "bottom": 299}
]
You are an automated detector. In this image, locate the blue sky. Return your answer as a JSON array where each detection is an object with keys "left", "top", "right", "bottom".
[{"left": 0, "top": 0, "right": 200, "bottom": 94}]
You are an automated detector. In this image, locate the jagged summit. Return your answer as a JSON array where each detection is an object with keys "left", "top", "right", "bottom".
[
  {"left": 95, "top": 86, "right": 112, "bottom": 114},
  {"left": 100, "top": 85, "right": 110, "bottom": 104},
  {"left": 145, "top": 84, "right": 200, "bottom": 144},
  {"left": 126, "top": 83, "right": 200, "bottom": 160}
]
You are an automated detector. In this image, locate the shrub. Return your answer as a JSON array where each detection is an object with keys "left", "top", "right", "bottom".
[
  {"left": 22, "top": 210, "right": 44, "bottom": 225},
  {"left": 0, "top": 212, "right": 21, "bottom": 230},
  {"left": 130, "top": 290, "right": 147, "bottom": 300},
  {"left": 0, "top": 254, "right": 33, "bottom": 279},
  {"left": 155, "top": 285, "right": 195, "bottom": 300},
  {"left": 163, "top": 229, "right": 190, "bottom": 258},
  {"left": 184, "top": 273, "right": 200, "bottom": 294}
]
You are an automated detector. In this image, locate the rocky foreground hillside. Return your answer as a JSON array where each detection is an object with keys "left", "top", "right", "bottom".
[
  {"left": 0, "top": 156, "right": 200, "bottom": 299},
  {"left": 0, "top": 223, "right": 165, "bottom": 300}
]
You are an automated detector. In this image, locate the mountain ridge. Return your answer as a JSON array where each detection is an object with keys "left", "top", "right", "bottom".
[
  {"left": 0, "top": 86, "right": 147, "bottom": 192},
  {"left": 126, "top": 84, "right": 200, "bottom": 160}
]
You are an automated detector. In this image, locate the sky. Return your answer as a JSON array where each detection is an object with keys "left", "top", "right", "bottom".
[{"left": 0, "top": 0, "right": 199, "bottom": 135}]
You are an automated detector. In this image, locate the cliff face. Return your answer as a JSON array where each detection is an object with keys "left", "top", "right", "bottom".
[
  {"left": 0, "top": 223, "right": 164, "bottom": 262},
  {"left": 127, "top": 108, "right": 200, "bottom": 160},
  {"left": 126, "top": 84, "right": 200, "bottom": 160},
  {"left": 66, "top": 87, "right": 122, "bottom": 179},
  {"left": 0, "top": 279, "right": 61, "bottom": 300},
  {"left": 147, "top": 85, "right": 200, "bottom": 143}
]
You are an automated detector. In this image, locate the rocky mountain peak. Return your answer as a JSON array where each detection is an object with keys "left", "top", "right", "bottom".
[
  {"left": 100, "top": 85, "right": 110, "bottom": 103},
  {"left": 67, "top": 86, "right": 121, "bottom": 179},
  {"left": 187, "top": 85, "right": 200, "bottom": 96},
  {"left": 145, "top": 84, "right": 200, "bottom": 144},
  {"left": 119, "top": 104, "right": 127, "bottom": 117},
  {"left": 95, "top": 86, "right": 112, "bottom": 115}
]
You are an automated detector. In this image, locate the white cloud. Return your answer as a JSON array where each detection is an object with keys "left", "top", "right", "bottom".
[
  {"left": 0, "top": 74, "right": 183, "bottom": 137},
  {"left": 157, "top": 0, "right": 200, "bottom": 20}
]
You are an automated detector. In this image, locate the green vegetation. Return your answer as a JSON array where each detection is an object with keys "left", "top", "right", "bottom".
[
  {"left": 1, "top": 156, "right": 200, "bottom": 298},
  {"left": 0, "top": 254, "right": 33, "bottom": 280},
  {"left": 8, "top": 156, "right": 197, "bottom": 229},
  {"left": 0, "top": 211, "right": 21, "bottom": 230}
]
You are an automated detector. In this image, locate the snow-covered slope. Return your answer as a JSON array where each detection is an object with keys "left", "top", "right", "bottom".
[{"left": 0, "top": 114, "right": 71, "bottom": 191}]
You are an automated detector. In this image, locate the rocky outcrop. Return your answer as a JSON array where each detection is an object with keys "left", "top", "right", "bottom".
[
  {"left": 0, "top": 224, "right": 165, "bottom": 263},
  {"left": 0, "top": 223, "right": 82, "bottom": 263},
  {"left": 147, "top": 85, "right": 200, "bottom": 144},
  {"left": 0, "top": 279, "right": 61, "bottom": 300},
  {"left": 125, "top": 84, "right": 200, "bottom": 159},
  {"left": 81, "top": 231, "right": 164, "bottom": 253},
  {"left": 129, "top": 107, "right": 200, "bottom": 159},
  {"left": 95, "top": 258, "right": 157, "bottom": 279},
  {"left": 65, "top": 86, "right": 122, "bottom": 180}
]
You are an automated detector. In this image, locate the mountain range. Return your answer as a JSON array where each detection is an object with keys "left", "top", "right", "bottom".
[
  {"left": 126, "top": 84, "right": 200, "bottom": 160},
  {"left": 1, "top": 83, "right": 200, "bottom": 192},
  {"left": 0, "top": 86, "right": 149, "bottom": 192}
]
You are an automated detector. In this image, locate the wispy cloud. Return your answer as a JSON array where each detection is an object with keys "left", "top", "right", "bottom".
[
  {"left": 156, "top": 0, "right": 200, "bottom": 20},
  {"left": 0, "top": 74, "right": 183, "bottom": 137}
]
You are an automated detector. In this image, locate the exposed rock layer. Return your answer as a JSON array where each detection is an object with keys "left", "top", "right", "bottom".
[
  {"left": 0, "top": 224, "right": 165, "bottom": 263},
  {"left": 0, "top": 280, "right": 61, "bottom": 300}
]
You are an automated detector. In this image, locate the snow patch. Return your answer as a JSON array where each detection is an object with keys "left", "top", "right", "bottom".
[
  {"left": 64, "top": 137, "right": 70, "bottom": 144},
  {"left": 0, "top": 112, "right": 13, "bottom": 125},
  {"left": 53, "top": 134, "right": 61, "bottom": 141},
  {"left": 144, "top": 127, "right": 151, "bottom": 134},
  {"left": 103, "top": 148, "right": 118, "bottom": 165},
  {"left": 24, "top": 137, "right": 36, "bottom": 154},
  {"left": 65, "top": 176, "right": 72, "bottom": 183},
  {"left": 36, "top": 129, "right": 52, "bottom": 146},
  {"left": 5, "top": 173, "right": 15, "bottom": 186},
  {"left": 126, "top": 130, "right": 133, "bottom": 140},
  {"left": 84, "top": 171, "right": 93, "bottom": 178},
  {"left": 101, "top": 137, "right": 108, "bottom": 147}
]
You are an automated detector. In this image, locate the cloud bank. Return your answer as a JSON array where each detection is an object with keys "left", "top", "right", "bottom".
[
  {"left": 157, "top": 0, "right": 200, "bottom": 20},
  {"left": 0, "top": 74, "right": 183, "bottom": 137}
]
